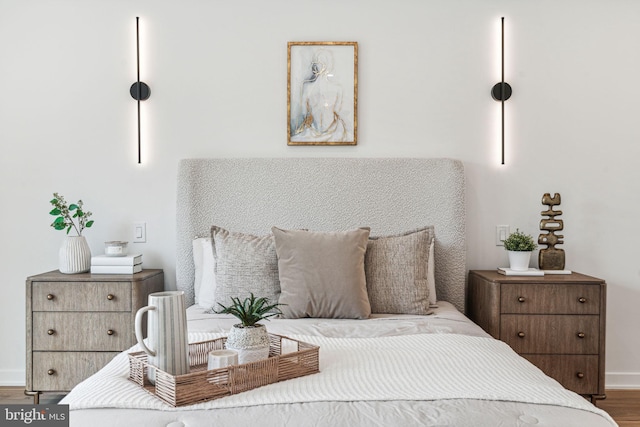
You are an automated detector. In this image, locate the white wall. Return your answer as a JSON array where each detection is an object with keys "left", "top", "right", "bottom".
[{"left": 1, "top": 0, "right": 638, "bottom": 388}]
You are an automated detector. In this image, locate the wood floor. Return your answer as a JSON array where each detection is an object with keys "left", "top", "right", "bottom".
[
  {"left": 0, "top": 387, "right": 638, "bottom": 425},
  {"left": 598, "top": 390, "right": 640, "bottom": 427}
]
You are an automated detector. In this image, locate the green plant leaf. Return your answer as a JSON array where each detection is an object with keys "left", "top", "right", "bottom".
[
  {"left": 215, "top": 293, "right": 283, "bottom": 327},
  {"left": 503, "top": 228, "right": 537, "bottom": 251},
  {"left": 69, "top": 204, "right": 78, "bottom": 211},
  {"left": 85, "top": 220, "right": 94, "bottom": 228},
  {"left": 49, "top": 208, "right": 61, "bottom": 216}
]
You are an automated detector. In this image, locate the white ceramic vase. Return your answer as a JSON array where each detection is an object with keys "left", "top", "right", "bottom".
[
  {"left": 59, "top": 235, "right": 91, "bottom": 274},
  {"left": 225, "top": 324, "right": 270, "bottom": 365},
  {"left": 508, "top": 250, "right": 532, "bottom": 271}
]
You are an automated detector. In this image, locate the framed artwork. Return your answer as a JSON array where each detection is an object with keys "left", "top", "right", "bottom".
[{"left": 288, "top": 42, "right": 358, "bottom": 145}]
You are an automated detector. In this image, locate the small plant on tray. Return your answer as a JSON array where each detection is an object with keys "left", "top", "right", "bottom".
[{"left": 216, "top": 293, "right": 284, "bottom": 364}]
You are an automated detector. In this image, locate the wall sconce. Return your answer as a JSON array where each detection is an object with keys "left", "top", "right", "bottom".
[
  {"left": 491, "top": 17, "right": 511, "bottom": 165},
  {"left": 130, "top": 17, "right": 150, "bottom": 164}
]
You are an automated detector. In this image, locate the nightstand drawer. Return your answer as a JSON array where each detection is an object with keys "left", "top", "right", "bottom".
[
  {"left": 501, "top": 314, "right": 599, "bottom": 354},
  {"left": 521, "top": 354, "right": 599, "bottom": 395},
  {"left": 501, "top": 284, "right": 600, "bottom": 314},
  {"left": 32, "top": 282, "right": 131, "bottom": 312},
  {"left": 33, "top": 312, "right": 132, "bottom": 351},
  {"left": 32, "top": 351, "right": 118, "bottom": 391}
]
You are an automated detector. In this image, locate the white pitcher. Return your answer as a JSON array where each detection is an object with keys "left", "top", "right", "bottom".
[{"left": 135, "top": 291, "right": 189, "bottom": 383}]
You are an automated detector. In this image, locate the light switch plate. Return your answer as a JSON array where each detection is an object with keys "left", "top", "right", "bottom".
[
  {"left": 496, "top": 225, "right": 509, "bottom": 246},
  {"left": 133, "top": 222, "right": 146, "bottom": 243}
]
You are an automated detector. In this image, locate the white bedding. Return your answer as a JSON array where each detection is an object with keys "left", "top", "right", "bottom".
[{"left": 61, "top": 304, "right": 616, "bottom": 427}]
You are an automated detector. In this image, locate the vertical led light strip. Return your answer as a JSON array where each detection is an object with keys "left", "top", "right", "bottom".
[
  {"left": 136, "top": 17, "right": 141, "bottom": 164},
  {"left": 130, "top": 17, "right": 150, "bottom": 164},
  {"left": 491, "top": 17, "right": 512, "bottom": 165}
]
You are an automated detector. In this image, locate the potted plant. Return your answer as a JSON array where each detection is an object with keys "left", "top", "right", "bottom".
[
  {"left": 215, "top": 293, "right": 283, "bottom": 364},
  {"left": 502, "top": 228, "right": 537, "bottom": 271},
  {"left": 49, "top": 193, "right": 94, "bottom": 274}
]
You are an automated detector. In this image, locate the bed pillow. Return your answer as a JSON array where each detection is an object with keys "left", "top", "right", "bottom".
[
  {"left": 427, "top": 237, "right": 437, "bottom": 306},
  {"left": 198, "top": 238, "right": 217, "bottom": 309},
  {"left": 192, "top": 238, "right": 204, "bottom": 305},
  {"left": 193, "top": 237, "right": 217, "bottom": 308},
  {"left": 365, "top": 226, "right": 434, "bottom": 314},
  {"left": 272, "top": 227, "right": 371, "bottom": 319},
  {"left": 210, "top": 226, "right": 280, "bottom": 310}
]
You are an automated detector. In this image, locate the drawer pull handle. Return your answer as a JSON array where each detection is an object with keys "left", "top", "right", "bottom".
[
  {"left": 576, "top": 372, "right": 585, "bottom": 379},
  {"left": 517, "top": 331, "right": 526, "bottom": 338},
  {"left": 47, "top": 329, "right": 55, "bottom": 336},
  {"left": 107, "top": 329, "right": 115, "bottom": 336},
  {"left": 46, "top": 294, "right": 55, "bottom": 301},
  {"left": 517, "top": 297, "right": 526, "bottom": 303},
  {"left": 578, "top": 297, "right": 587, "bottom": 303},
  {"left": 47, "top": 369, "right": 55, "bottom": 376},
  {"left": 107, "top": 294, "right": 114, "bottom": 300},
  {"left": 577, "top": 332, "right": 586, "bottom": 339}
]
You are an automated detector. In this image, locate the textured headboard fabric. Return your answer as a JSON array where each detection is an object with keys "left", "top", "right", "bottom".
[{"left": 176, "top": 158, "right": 466, "bottom": 312}]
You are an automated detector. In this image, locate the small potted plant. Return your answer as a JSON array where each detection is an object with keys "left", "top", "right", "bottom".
[
  {"left": 215, "top": 293, "right": 283, "bottom": 364},
  {"left": 49, "top": 193, "right": 95, "bottom": 274},
  {"left": 502, "top": 228, "right": 537, "bottom": 271}
]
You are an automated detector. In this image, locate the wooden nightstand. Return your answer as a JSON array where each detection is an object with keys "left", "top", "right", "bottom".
[
  {"left": 467, "top": 270, "right": 606, "bottom": 402},
  {"left": 25, "top": 269, "right": 164, "bottom": 403}
]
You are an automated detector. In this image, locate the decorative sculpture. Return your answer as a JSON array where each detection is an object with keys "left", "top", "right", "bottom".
[{"left": 538, "top": 193, "right": 565, "bottom": 270}]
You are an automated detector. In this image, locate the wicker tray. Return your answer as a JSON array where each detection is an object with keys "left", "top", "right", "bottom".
[{"left": 128, "top": 334, "right": 320, "bottom": 407}]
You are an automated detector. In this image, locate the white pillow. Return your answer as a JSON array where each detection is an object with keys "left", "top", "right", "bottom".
[
  {"left": 193, "top": 237, "right": 216, "bottom": 309},
  {"left": 427, "top": 238, "right": 437, "bottom": 307},
  {"left": 192, "top": 238, "right": 204, "bottom": 304},
  {"left": 200, "top": 238, "right": 217, "bottom": 309}
]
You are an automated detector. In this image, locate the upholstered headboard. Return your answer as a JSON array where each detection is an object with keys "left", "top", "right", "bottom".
[{"left": 176, "top": 158, "right": 466, "bottom": 312}]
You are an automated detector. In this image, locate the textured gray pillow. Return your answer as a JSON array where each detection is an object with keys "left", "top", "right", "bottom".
[
  {"left": 210, "top": 226, "right": 280, "bottom": 310},
  {"left": 272, "top": 227, "right": 371, "bottom": 319},
  {"left": 365, "top": 226, "right": 434, "bottom": 314}
]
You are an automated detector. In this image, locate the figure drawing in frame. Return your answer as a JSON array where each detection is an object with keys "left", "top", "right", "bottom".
[{"left": 288, "top": 42, "right": 357, "bottom": 145}]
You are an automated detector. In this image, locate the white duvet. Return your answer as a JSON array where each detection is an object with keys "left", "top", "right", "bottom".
[{"left": 61, "top": 303, "right": 617, "bottom": 427}]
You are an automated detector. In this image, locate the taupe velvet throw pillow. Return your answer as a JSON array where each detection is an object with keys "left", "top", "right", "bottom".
[{"left": 272, "top": 227, "right": 371, "bottom": 319}]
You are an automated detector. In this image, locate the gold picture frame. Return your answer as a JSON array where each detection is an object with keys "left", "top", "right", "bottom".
[{"left": 288, "top": 42, "right": 358, "bottom": 146}]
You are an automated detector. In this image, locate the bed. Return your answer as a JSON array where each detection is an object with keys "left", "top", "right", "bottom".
[{"left": 61, "top": 158, "right": 616, "bottom": 426}]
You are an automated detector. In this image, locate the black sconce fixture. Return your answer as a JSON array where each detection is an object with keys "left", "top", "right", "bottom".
[
  {"left": 130, "top": 17, "right": 150, "bottom": 164},
  {"left": 491, "top": 17, "right": 511, "bottom": 165}
]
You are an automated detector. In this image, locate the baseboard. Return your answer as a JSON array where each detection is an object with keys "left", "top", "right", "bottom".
[
  {"left": 0, "top": 369, "right": 25, "bottom": 387},
  {"left": 606, "top": 372, "right": 640, "bottom": 389}
]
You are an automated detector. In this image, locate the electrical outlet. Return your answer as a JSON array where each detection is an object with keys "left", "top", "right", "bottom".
[
  {"left": 133, "top": 222, "right": 146, "bottom": 243},
  {"left": 496, "top": 225, "right": 509, "bottom": 246}
]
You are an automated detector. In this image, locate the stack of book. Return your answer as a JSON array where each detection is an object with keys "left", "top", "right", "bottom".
[
  {"left": 90, "top": 253, "right": 143, "bottom": 274},
  {"left": 497, "top": 267, "right": 572, "bottom": 276}
]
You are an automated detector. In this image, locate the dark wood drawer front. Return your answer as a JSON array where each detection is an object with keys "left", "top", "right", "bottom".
[
  {"left": 522, "top": 354, "right": 599, "bottom": 395},
  {"left": 33, "top": 312, "right": 132, "bottom": 351},
  {"left": 32, "top": 282, "right": 131, "bottom": 312},
  {"left": 501, "top": 284, "right": 600, "bottom": 314},
  {"left": 32, "top": 351, "right": 118, "bottom": 391},
  {"left": 501, "top": 315, "right": 599, "bottom": 354}
]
